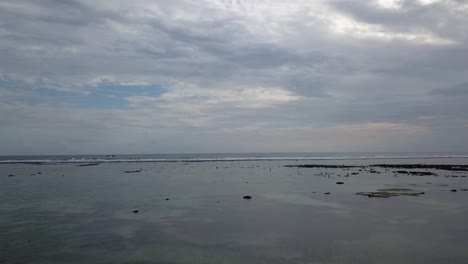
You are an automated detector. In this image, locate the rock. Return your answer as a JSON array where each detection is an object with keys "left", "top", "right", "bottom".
[
  {"left": 336, "top": 182, "right": 344, "bottom": 185},
  {"left": 78, "top": 163, "right": 100, "bottom": 167},
  {"left": 395, "top": 170, "right": 410, "bottom": 174},
  {"left": 450, "top": 189, "right": 458, "bottom": 192},
  {"left": 165, "top": 198, "right": 170, "bottom": 201},
  {"left": 357, "top": 189, "right": 423, "bottom": 198},
  {"left": 243, "top": 195, "right": 252, "bottom": 200},
  {"left": 460, "top": 189, "right": 467, "bottom": 191},
  {"left": 324, "top": 192, "right": 331, "bottom": 195},
  {"left": 409, "top": 171, "right": 436, "bottom": 176},
  {"left": 133, "top": 210, "right": 139, "bottom": 213},
  {"left": 124, "top": 169, "right": 142, "bottom": 173},
  {"left": 8, "top": 174, "right": 15, "bottom": 177}
]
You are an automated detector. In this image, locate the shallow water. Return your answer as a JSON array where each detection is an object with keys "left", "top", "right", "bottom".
[{"left": 1, "top": 158, "right": 468, "bottom": 264}]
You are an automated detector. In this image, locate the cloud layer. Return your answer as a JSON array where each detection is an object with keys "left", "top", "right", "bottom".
[{"left": 1, "top": 0, "right": 467, "bottom": 154}]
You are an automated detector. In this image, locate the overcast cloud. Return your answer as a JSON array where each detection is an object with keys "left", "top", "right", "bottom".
[{"left": 1, "top": 0, "right": 468, "bottom": 154}]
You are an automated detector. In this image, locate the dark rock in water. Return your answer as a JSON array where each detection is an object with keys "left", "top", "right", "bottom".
[
  {"left": 451, "top": 189, "right": 458, "bottom": 192},
  {"left": 324, "top": 192, "right": 331, "bottom": 195},
  {"left": 132, "top": 210, "right": 139, "bottom": 213},
  {"left": 78, "top": 163, "right": 100, "bottom": 167},
  {"left": 336, "top": 182, "right": 344, "bottom": 185},
  {"left": 357, "top": 189, "right": 423, "bottom": 198},
  {"left": 165, "top": 198, "right": 170, "bottom": 201},
  {"left": 243, "top": 195, "right": 252, "bottom": 200},
  {"left": 124, "top": 169, "right": 142, "bottom": 173},
  {"left": 395, "top": 170, "right": 410, "bottom": 174},
  {"left": 460, "top": 189, "right": 467, "bottom": 191},
  {"left": 409, "top": 171, "right": 436, "bottom": 176},
  {"left": 8, "top": 174, "right": 15, "bottom": 177}
]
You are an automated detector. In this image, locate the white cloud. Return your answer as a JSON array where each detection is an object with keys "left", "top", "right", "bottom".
[
  {"left": 126, "top": 84, "right": 301, "bottom": 111},
  {"left": 328, "top": 9, "right": 456, "bottom": 45}
]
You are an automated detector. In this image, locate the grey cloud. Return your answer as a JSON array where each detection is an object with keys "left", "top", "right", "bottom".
[
  {"left": 432, "top": 82, "right": 468, "bottom": 96},
  {"left": 1, "top": 0, "right": 468, "bottom": 154}
]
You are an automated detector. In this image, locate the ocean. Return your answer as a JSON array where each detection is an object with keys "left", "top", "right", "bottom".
[
  {"left": 1, "top": 153, "right": 468, "bottom": 263},
  {"left": 2, "top": 152, "right": 468, "bottom": 163}
]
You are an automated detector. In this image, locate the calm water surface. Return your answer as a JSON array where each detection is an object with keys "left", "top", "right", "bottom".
[{"left": 1, "top": 157, "right": 468, "bottom": 263}]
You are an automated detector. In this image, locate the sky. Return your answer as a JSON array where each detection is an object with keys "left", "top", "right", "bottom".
[{"left": 1, "top": 0, "right": 468, "bottom": 155}]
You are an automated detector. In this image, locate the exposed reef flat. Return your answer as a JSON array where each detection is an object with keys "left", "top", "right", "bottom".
[
  {"left": 373, "top": 164, "right": 468, "bottom": 171},
  {"left": 286, "top": 164, "right": 468, "bottom": 172},
  {"left": 285, "top": 164, "right": 361, "bottom": 169}
]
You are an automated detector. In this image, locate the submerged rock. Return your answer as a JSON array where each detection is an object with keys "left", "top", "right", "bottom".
[
  {"left": 132, "top": 210, "right": 139, "bottom": 213},
  {"left": 450, "top": 189, "right": 458, "bottom": 192},
  {"left": 395, "top": 170, "right": 410, "bottom": 174},
  {"left": 356, "top": 189, "right": 424, "bottom": 198},
  {"left": 124, "top": 169, "right": 142, "bottom": 173},
  {"left": 409, "top": 171, "right": 436, "bottom": 176},
  {"left": 324, "top": 192, "right": 331, "bottom": 195},
  {"left": 336, "top": 182, "right": 345, "bottom": 185},
  {"left": 78, "top": 163, "right": 100, "bottom": 167},
  {"left": 8, "top": 174, "right": 15, "bottom": 177},
  {"left": 243, "top": 195, "right": 252, "bottom": 200}
]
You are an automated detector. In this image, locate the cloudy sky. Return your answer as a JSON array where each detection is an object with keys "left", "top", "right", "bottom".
[{"left": 1, "top": 0, "right": 468, "bottom": 154}]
